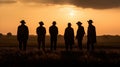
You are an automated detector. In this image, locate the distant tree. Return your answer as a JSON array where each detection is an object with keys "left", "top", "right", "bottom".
[
  {"left": 0, "top": 33, "right": 3, "bottom": 38},
  {"left": 115, "top": 35, "right": 119, "bottom": 37},
  {"left": 58, "top": 34, "right": 63, "bottom": 37},
  {"left": 7, "top": 32, "right": 12, "bottom": 37},
  {"left": 58, "top": 34, "right": 63, "bottom": 38}
]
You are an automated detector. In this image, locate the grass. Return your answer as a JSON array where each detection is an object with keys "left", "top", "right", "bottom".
[
  {"left": 0, "top": 35, "right": 120, "bottom": 66},
  {"left": 0, "top": 47, "right": 119, "bottom": 66}
]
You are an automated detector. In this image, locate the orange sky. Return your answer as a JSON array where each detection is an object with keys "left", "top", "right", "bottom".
[{"left": 0, "top": 1, "right": 120, "bottom": 36}]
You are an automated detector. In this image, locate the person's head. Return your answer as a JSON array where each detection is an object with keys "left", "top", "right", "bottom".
[
  {"left": 87, "top": 19, "right": 93, "bottom": 24},
  {"left": 52, "top": 21, "right": 56, "bottom": 25},
  {"left": 76, "top": 21, "right": 82, "bottom": 26},
  {"left": 39, "top": 21, "right": 44, "bottom": 26},
  {"left": 20, "top": 20, "right": 26, "bottom": 25},
  {"left": 68, "top": 23, "right": 71, "bottom": 27}
]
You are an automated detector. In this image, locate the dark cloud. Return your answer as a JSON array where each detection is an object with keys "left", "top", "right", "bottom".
[
  {"left": 19, "top": 0, "right": 67, "bottom": 4},
  {"left": 70, "top": 0, "right": 120, "bottom": 9},
  {"left": 0, "top": 0, "right": 17, "bottom": 4},
  {"left": 1, "top": 0, "right": 120, "bottom": 9},
  {"left": 19, "top": 0, "right": 120, "bottom": 9}
]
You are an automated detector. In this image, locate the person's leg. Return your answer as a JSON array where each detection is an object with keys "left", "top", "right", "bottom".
[
  {"left": 70, "top": 44, "right": 73, "bottom": 51},
  {"left": 42, "top": 38, "right": 45, "bottom": 51},
  {"left": 65, "top": 41, "right": 68, "bottom": 51},
  {"left": 78, "top": 40, "right": 82, "bottom": 50},
  {"left": 50, "top": 38, "right": 53, "bottom": 51},
  {"left": 19, "top": 40, "right": 22, "bottom": 50},
  {"left": 38, "top": 38, "right": 41, "bottom": 50},
  {"left": 54, "top": 40, "right": 57, "bottom": 50},
  {"left": 87, "top": 42, "right": 90, "bottom": 51},
  {"left": 23, "top": 40, "right": 27, "bottom": 51},
  {"left": 91, "top": 43, "right": 94, "bottom": 51}
]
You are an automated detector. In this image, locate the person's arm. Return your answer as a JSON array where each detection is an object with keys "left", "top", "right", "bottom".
[{"left": 17, "top": 26, "right": 19, "bottom": 40}]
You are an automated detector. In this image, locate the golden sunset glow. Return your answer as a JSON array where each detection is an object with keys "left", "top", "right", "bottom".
[
  {"left": 0, "top": 0, "right": 120, "bottom": 36},
  {"left": 69, "top": 12, "right": 75, "bottom": 17},
  {"left": 60, "top": 6, "right": 76, "bottom": 17}
]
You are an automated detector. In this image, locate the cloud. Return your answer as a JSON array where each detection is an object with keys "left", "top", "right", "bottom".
[
  {"left": 71, "top": 0, "right": 120, "bottom": 9},
  {"left": 1, "top": 0, "right": 120, "bottom": 9},
  {"left": 19, "top": 0, "right": 120, "bottom": 9},
  {"left": 19, "top": 0, "right": 67, "bottom": 4},
  {"left": 0, "top": 0, "right": 17, "bottom": 4}
]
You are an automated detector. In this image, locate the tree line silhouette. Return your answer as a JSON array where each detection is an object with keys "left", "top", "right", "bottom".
[{"left": 17, "top": 19, "right": 96, "bottom": 52}]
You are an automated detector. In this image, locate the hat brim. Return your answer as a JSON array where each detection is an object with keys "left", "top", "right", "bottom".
[
  {"left": 76, "top": 23, "right": 82, "bottom": 24},
  {"left": 20, "top": 20, "right": 26, "bottom": 24},
  {"left": 20, "top": 22, "right": 25, "bottom": 24},
  {"left": 87, "top": 20, "right": 93, "bottom": 23}
]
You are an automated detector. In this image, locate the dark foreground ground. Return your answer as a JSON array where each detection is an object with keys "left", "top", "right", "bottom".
[{"left": 0, "top": 47, "right": 120, "bottom": 66}]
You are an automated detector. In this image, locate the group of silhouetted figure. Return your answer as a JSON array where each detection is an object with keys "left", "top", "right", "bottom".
[{"left": 17, "top": 19, "right": 96, "bottom": 52}]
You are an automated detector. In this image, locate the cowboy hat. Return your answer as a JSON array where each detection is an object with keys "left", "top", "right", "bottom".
[
  {"left": 87, "top": 19, "right": 93, "bottom": 23},
  {"left": 20, "top": 20, "right": 26, "bottom": 24},
  {"left": 39, "top": 21, "right": 44, "bottom": 25},
  {"left": 76, "top": 21, "right": 82, "bottom": 25}
]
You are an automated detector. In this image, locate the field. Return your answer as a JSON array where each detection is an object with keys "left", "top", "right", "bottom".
[
  {"left": 0, "top": 35, "right": 120, "bottom": 66},
  {"left": 0, "top": 35, "right": 120, "bottom": 48}
]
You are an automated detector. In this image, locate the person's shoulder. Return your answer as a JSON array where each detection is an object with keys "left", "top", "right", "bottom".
[
  {"left": 18, "top": 25, "right": 24, "bottom": 28},
  {"left": 23, "top": 25, "right": 28, "bottom": 27},
  {"left": 37, "top": 26, "right": 40, "bottom": 29},
  {"left": 18, "top": 25, "right": 21, "bottom": 27},
  {"left": 92, "top": 25, "right": 96, "bottom": 28},
  {"left": 43, "top": 26, "right": 46, "bottom": 29},
  {"left": 25, "top": 25, "right": 28, "bottom": 27},
  {"left": 24, "top": 25, "right": 28, "bottom": 30},
  {"left": 82, "top": 26, "right": 84, "bottom": 28},
  {"left": 55, "top": 26, "right": 58, "bottom": 28},
  {"left": 79, "top": 26, "right": 84, "bottom": 28},
  {"left": 66, "top": 27, "right": 69, "bottom": 29},
  {"left": 49, "top": 25, "right": 52, "bottom": 28}
]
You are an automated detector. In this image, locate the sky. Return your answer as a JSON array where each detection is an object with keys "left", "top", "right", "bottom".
[{"left": 0, "top": 0, "right": 120, "bottom": 36}]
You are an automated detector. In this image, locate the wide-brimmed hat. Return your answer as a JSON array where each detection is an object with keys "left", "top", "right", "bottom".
[
  {"left": 39, "top": 21, "right": 44, "bottom": 25},
  {"left": 87, "top": 20, "right": 93, "bottom": 23},
  {"left": 76, "top": 21, "right": 82, "bottom": 25},
  {"left": 20, "top": 20, "right": 25, "bottom": 24}
]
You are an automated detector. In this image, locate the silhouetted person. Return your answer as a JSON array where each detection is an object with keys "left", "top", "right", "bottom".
[
  {"left": 49, "top": 21, "right": 58, "bottom": 51},
  {"left": 17, "top": 20, "right": 29, "bottom": 51},
  {"left": 76, "top": 21, "right": 85, "bottom": 50},
  {"left": 87, "top": 20, "right": 96, "bottom": 51},
  {"left": 36, "top": 21, "right": 46, "bottom": 51},
  {"left": 64, "top": 23, "right": 74, "bottom": 51}
]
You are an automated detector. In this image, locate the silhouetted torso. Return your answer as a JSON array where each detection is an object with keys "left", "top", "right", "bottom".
[
  {"left": 17, "top": 25, "right": 29, "bottom": 40},
  {"left": 76, "top": 26, "right": 85, "bottom": 40},
  {"left": 87, "top": 24, "right": 96, "bottom": 43},
  {"left": 36, "top": 26, "right": 46, "bottom": 39},
  {"left": 49, "top": 23, "right": 58, "bottom": 51},
  {"left": 64, "top": 23, "right": 74, "bottom": 51},
  {"left": 49, "top": 25, "right": 58, "bottom": 40}
]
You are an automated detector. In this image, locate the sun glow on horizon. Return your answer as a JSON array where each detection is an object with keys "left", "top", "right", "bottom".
[
  {"left": 59, "top": 5, "right": 77, "bottom": 17},
  {"left": 69, "top": 10, "right": 75, "bottom": 17}
]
